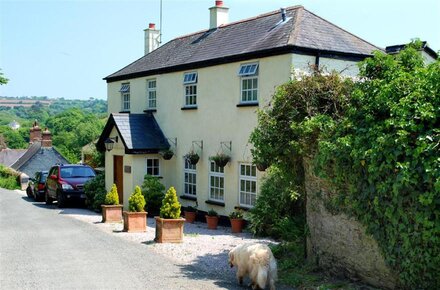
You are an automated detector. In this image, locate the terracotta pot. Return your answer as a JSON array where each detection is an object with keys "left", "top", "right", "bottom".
[
  {"left": 154, "top": 217, "right": 185, "bottom": 243},
  {"left": 205, "top": 215, "right": 219, "bottom": 230},
  {"left": 230, "top": 218, "right": 244, "bottom": 233},
  {"left": 123, "top": 211, "right": 147, "bottom": 232},
  {"left": 101, "top": 204, "right": 123, "bottom": 223},
  {"left": 184, "top": 211, "right": 197, "bottom": 223}
]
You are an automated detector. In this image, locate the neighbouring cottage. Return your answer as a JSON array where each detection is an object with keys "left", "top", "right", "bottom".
[{"left": 0, "top": 121, "right": 69, "bottom": 181}]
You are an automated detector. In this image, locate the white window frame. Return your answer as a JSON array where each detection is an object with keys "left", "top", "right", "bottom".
[
  {"left": 238, "top": 63, "right": 259, "bottom": 104},
  {"left": 120, "top": 83, "right": 130, "bottom": 111},
  {"left": 239, "top": 163, "right": 257, "bottom": 207},
  {"left": 183, "top": 72, "right": 198, "bottom": 107},
  {"left": 209, "top": 161, "right": 225, "bottom": 202},
  {"left": 183, "top": 159, "right": 197, "bottom": 196},
  {"left": 146, "top": 158, "right": 160, "bottom": 176},
  {"left": 146, "top": 79, "right": 157, "bottom": 109}
]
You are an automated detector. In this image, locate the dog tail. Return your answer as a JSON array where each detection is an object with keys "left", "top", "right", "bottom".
[{"left": 268, "top": 257, "right": 278, "bottom": 290}]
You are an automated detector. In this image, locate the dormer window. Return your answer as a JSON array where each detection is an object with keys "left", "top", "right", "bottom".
[
  {"left": 183, "top": 72, "right": 198, "bottom": 107},
  {"left": 120, "top": 83, "right": 130, "bottom": 111},
  {"left": 238, "top": 63, "right": 259, "bottom": 104}
]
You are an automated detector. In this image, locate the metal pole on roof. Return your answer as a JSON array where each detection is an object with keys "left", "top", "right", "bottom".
[{"left": 159, "top": 0, "right": 163, "bottom": 44}]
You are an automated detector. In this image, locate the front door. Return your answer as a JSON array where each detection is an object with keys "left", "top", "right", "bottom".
[{"left": 113, "top": 155, "right": 123, "bottom": 204}]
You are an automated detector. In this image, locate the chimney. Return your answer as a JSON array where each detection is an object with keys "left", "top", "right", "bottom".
[
  {"left": 209, "top": 1, "right": 229, "bottom": 30},
  {"left": 144, "top": 22, "right": 160, "bottom": 55},
  {"left": 42, "top": 128, "right": 52, "bottom": 147},
  {"left": 280, "top": 8, "right": 287, "bottom": 22},
  {"left": 29, "top": 120, "right": 42, "bottom": 143}
]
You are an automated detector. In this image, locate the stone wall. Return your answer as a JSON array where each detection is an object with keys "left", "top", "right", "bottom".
[{"left": 304, "top": 159, "right": 397, "bottom": 289}]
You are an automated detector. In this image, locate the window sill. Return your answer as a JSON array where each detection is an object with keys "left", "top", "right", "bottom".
[
  {"left": 119, "top": 110, "right": 130, "bottom": 113},
  {"left": 180, "top": 195, "right": 197, "bottom": 201},
  {"left": 234, "top": 205, "right": 252, "bottom": 211},
  {"left": 205, "top": 200, "right": 225, "bottom": 207},
  {"left": 143, "top": 109, "right": 157, "bottom": 113},
  {"left": 181, "top": 106, "right": 198, "bottom": 110},
  {"left": 236, "top": 102, "right": 259, "bottom": 107}
]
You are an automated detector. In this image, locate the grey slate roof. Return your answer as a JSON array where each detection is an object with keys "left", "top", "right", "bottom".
[
  {"left": 0, "top": 148, "right": 26, "bottom": 167},
  {"left": 105, "top": 5, "right": 381, "bottom": 82},
  {"left": 96, "top": 113, "right": 169, "bottom": 154}
]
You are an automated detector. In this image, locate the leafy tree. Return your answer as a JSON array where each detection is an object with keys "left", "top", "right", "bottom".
[{"left": 0, "top": 69, "right": 8, "bottom": 85}]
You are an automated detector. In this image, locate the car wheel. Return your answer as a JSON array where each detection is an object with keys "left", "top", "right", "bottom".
[
  {"left": 57, "top": 191, "right": 65, "bottom": 208},
  {"left": 45, "top": 190, "right": 53, "bottom": 205},
  {"left": 26, "top": 186, "right": 33, "bottom": 198}
]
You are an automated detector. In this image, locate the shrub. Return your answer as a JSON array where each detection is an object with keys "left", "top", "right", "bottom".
[
  {"left": 128, "top": 186, "right": 146, "bottom": 212},
  {"left": 141, "top": 175, "right": 165, "bottom": 216},
  {"left": 207, "top": 208, "right": 218, "bottom": 217},
  {"left": 229, "top": 209, "right": 244, "bottom": 219},
  {"left": 160, "top": 186, "right": 181, "bottom": 219},
  {"left": 104, "top": 184, "right": 119, "bottom": 205},
  {"left": 0, "top": 165, "right": 20, "bottom": 190},
  {"left": 84, "top": 173, "right": 106, "bottom": 211}
]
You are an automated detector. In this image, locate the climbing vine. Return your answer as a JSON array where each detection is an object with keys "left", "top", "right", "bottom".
[{"left": 250, "top": 41, "right": 439, "bottom": 288}]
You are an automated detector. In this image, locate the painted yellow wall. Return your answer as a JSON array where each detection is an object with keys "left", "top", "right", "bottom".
[{"left": 105, "top": 53, "right": 364, "bottom": 214}]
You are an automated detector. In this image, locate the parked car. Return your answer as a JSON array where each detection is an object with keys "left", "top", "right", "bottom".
[
  {"left": 26, "top": 171, "right": 49, "bottom": 201},
  {"left": 45, "top": 164, "right": 96, "bottom": 207}
]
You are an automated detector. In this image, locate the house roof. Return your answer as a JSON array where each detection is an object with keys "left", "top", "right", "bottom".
[
  {"left": 0, "top": 148, "right": 27, "bottom": 167},
  {"left": 105, "top": 5, "right": 382, "bottom": 83},
  {"left": 10, "top": 142, "right": 42, "bottom": 170},
  {"left": 96, "top": 113, "right": 169, "bottom": 154},
  {"left": 386, "top": 41, "right": 438, "bottom": 60}
]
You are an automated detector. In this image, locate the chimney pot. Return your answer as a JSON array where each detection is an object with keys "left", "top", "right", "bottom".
[
  {"left": 209, "top": 1, "right": 229, "bottom": 29},
  {"left": 144, "top": 22, "right": 160, "bottom": 55},
  {"left": 215, "top": 0, "right": 223, "bottom": 6},
  {"left": 149, "top": 23, "right": 156, "bottom": 29}
]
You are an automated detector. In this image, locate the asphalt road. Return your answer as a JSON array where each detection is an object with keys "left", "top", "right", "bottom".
[{"left": 0, "top": 188, "right": 240, "bottom": 290}]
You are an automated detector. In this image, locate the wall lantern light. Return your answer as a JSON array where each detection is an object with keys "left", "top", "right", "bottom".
[{"left": 104, "top": 136, "right": 118, "bottom": 152}]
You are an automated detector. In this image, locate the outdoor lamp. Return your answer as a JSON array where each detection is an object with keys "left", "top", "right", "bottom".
[{"left": 104, "top": 136, "right": 118, "bottom": 152}]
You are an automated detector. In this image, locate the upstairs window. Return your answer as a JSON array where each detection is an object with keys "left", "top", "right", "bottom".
[
  {"left": 238, "top": 63, "right": 259, "bottom": 104},
  {"left": 147, "top": 79, "right": 157, "bottom": 109},
  {"left": 120, "top": 83, "right": 130, "bottom": 111},
  {"left": 183, "top": 72, "right": 198, "bottom": 107}
]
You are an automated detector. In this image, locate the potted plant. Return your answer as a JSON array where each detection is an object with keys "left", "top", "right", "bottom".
[
  {"left": 209, "top": 153, "right": 231, "bottom": 168},
  {"left": 154, "top": 186, "right": 185, "bottom": 243},
  {"left": 184, "top": 205, "right": 197, "bottom": 223},
  {"left": 229, "top": 209, "right": 245, "bottom": 233},
  {"left": 160, "top": 149, "right": 174, "bottom": 160},
  {"left": 101, "top": 184, "right": 123, "bottom": 223},
  {"left": 205, "top": 208, "right": 219, "bottom": 230},
  {"left": 123, "top": 186, "right": 147, "bottom": 232},
  {"left": 184, "top": 151, "right": 200, "bottom": 165}
]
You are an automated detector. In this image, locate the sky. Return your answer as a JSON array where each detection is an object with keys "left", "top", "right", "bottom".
[{"left": 0, "top": 0, "right": 439, "bottom": 100}]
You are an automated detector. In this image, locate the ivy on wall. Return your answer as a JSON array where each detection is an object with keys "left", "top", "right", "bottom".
[{"left": 250, "top": 41, "right": 439, "bottom": 288}]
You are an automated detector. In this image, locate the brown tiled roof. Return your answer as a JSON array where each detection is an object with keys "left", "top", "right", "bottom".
[{"left": 105, "top": 6, "right": 382, "bottom": 82}]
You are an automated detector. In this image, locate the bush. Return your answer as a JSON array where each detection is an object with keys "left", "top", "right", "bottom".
[
  {"left": 84, "top": 173, "right": 106, "bottom": 211},
  {"left": 0, "top": 165, "right": 19, "bottom": 190},
  {"left": 160, "top": 186, "right": 181, "bottom": 219},
  {"left": 128, "top": 186, "right": 146, "bottom": 212},
  {"left": 141, "top": 175, "right": 165, "bottom": 216},
  {"left": 104, "top": 184, "right": 119, "bottom": 205},
  {"left": 248, "top": 167, "right": 302, "bottom": 239}
]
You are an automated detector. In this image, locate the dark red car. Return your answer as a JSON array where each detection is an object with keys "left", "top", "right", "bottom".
[
  {"left": 45, "top": 164, "right": 96, "bottom": 207},
  {"left": 26, "top": 171, "right": 48, "bottom": 201}
]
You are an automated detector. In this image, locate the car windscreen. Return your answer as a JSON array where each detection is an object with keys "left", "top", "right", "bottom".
[{"left": 60, "top": 167, "right": 96, "bottom": 178}]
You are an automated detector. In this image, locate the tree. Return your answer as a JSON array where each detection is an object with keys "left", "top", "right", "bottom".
[{"left": 0, "top": 69, "right": 8, "bottom": 85}]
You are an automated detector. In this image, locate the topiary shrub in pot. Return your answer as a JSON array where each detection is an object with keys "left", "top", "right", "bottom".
[
  {"left": 205, "top": 208, "right": 219, "bottom": 230},
  {"left": 123, "top": 186, "right": 147, "bottom": 232},
  {"left": 154, "top": 186, "right": 185, "bottom": 243},
  {"left": 101, "top": 184, "right": 123, "bottom": 223}
]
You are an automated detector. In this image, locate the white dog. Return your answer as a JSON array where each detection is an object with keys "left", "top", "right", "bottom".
[{"left": 228, "top": 243, "right": 277, "bottom": 290}]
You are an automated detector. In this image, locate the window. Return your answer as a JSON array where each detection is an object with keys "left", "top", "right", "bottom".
[
  {"left": 239, "top": 163, "right": 257, "bottom": 207},
  {"left": 147, "top": 79, "right": 157, "bottom": 109},
  {"left": 183, "top": 159, "right": 197, "bottom": 196},
  {"left": 120, "top": 83, "right": 130, "bottom": 111},
  {"left": 146, "top": 158, "right": 160, "bottom": 176},
  {"left": 209, "top": 161, "right": 225, "bottom": 202},
  {"left": 183, "top": 72, "right": 198, "bottom": 107},
  {"left": 238, "top": 63, "right": 258, "bottom": 103}
]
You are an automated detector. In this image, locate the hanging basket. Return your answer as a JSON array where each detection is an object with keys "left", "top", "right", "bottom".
[
  {"left": 209, "top": 153, "right": 231, "bottom": 168},
  {"left": 185, "top": 152, "right": 200, "bottom": 165},
  {"left": 160, "top": 149, "right": 174, "bottom": 160},
  {"left": 255, "top": 163, "right": 269, "bottom": 171}
]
